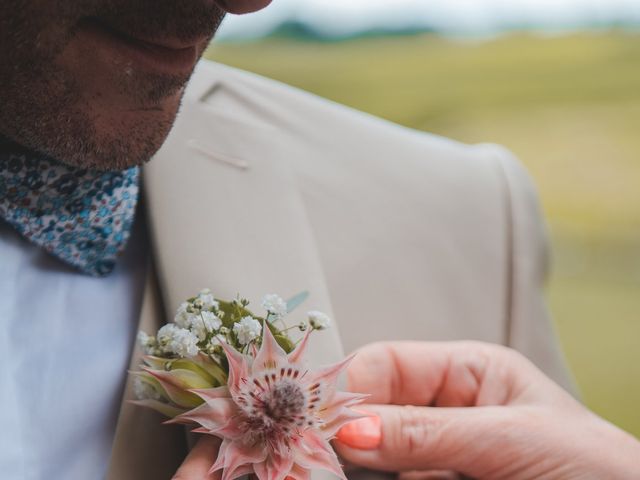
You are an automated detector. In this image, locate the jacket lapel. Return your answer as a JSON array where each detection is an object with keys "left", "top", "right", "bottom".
[
  {"left": 108, "top": 88, "right": 345, "bottom": 478},
  {"left": 144, "top": 92, "right": 345, "bottom": 366}
]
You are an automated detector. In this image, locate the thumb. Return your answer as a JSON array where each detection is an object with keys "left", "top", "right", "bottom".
[
  {"left": 172, "top": 436, "right": 221, "bottom": 480},
  {"left": 334, "top": 404, "right": 522, "bottom": 477}
]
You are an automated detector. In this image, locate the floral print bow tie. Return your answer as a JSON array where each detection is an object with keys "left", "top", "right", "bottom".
[{"left": 0, "top": 139, "right": 139, "bottom": 277}]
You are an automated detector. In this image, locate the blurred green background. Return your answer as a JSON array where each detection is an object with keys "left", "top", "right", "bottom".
[{"left": 206, "top": 32, "right": 640, "bottom": 437}]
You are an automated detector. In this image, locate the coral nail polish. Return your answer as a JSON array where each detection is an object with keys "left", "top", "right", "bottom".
[{"left": 336, "top": 412, "right": 382, "bottom": 450}]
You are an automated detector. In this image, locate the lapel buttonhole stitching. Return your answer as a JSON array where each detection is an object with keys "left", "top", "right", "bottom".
[{"left": 187, "top": 139, "right": 250, "bottom": 171}]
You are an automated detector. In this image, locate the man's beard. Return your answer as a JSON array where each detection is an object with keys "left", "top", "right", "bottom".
[{"left": 0, "top": 0, "right": 225, "bottom": 171}]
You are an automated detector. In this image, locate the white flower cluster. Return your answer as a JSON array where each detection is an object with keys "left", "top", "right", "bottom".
[
  {"left": 262, "top": 294, "right": 288, "bottom": 320},
  {"left": 191, "top": 310, "right": 222, "bottom": 341},
  {"left": 137, "top": 290, "right": 333, "bottom": 361},
  {"left": 157, "top": 324, "right": 200, "bottom": 357},
  {"left": 139, "top": 288, "right": 223, "bottom": 358},
  {"left": 194, "top": 289, "right": 218, "bottom": 309},
  {"left": 233, "top": 316, "right": 262, "bottom": 345},
  {"left": 137, "top": 331, "right": 156, "bottom": 353},
  {"left": 308, "top": 310, "right": 331, "bottom": 330},
  {"left": 175, "top": 289, "right": 220, "bottom": 329},
  {"left": 133, "top": 376, "right": 162, "bottom": 401}
]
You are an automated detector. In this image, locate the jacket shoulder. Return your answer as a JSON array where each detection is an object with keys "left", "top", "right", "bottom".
[
  {"left": 177, "top": 61, "right": 574, "bottom": 388},
  {"left": 185, "top": 61, "right": 513, "bottom": 181}
]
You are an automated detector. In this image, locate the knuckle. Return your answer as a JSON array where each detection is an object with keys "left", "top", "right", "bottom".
[
  {"left": 490, "top": 344, "right": 537, "bottom": 375},
  {"left": 349, "top": 341, "right": 400, "bottom": 399},
  {"left": 395, "top": 405, "right": 442, "bottom": 457},
  {"left": 358, "top": 341, "right": 396, "bottom": 360},
  {"left": 460, "top": 341, "right": 528, "bottom": 369},
  {"left": 492, "top": 344, "right": 522, "bottom": 361},
  {"left": 458, "top": 340, "right": 511, "bottom": 358}
]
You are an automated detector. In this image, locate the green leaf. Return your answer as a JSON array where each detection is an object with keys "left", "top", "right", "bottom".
[
  {"left": 187, "top": 354, "right": 228, "bottom": 387},
  {"left": 275, "top": 334, "right": 295, "bottom": 352},
  {"left": 216, "top": 298, "right": 260, "bottom": 328},
  {"left": 286, "top": 291, "right": 309, "bottom": 314},
  {"left": 142, "top": 368, "right": 204, "bottom": 408},
  {"left": 170, "top": 359, "right": 220, "bottom": 387},
  {"left": 166, "top": 368, "right": 213, "bottom": 390},
  {"left": 142, "top": 355, "right": 171, "bottom": 370}
]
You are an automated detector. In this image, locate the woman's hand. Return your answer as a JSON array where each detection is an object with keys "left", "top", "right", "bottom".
[
  {"left": 172, "top": 436, "right": 220, "bottom": 480},
  {"left": 334, "top": 341, "right": 640, "bottom": 479}
]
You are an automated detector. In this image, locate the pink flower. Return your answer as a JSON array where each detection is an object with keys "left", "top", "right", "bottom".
[{"left": 170, "top": 326, "right": 367, "bottom": 480}]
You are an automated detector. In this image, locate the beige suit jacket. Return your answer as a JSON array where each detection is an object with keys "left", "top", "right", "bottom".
[{"left": 107, "top": 60, "right": 574, "bottom": 479}]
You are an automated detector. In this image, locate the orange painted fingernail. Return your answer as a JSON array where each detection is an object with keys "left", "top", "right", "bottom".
[{"left": 336, "top": 411, "right": 382, "bottom": 450}]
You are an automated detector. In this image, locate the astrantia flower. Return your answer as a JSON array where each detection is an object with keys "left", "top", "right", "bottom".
[
  {"left": 233, "top": 316, "right": 262, "bottom": 345},
  {"left": 262, "top": 293, "right": 288, "bottom": 320},
  {"left": 170, "top": 327, "right": 366, "bottom": 480}
]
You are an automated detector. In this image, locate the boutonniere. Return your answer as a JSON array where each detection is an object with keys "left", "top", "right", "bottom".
[{"left": 132, "top": 289, "right": 366, "bottom": 480}]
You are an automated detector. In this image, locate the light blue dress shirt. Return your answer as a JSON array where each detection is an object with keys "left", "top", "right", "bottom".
[{"left": 0, "top": 215, "right": 148, "bottom": 480}]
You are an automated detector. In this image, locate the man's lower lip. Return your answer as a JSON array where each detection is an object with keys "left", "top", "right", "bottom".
[{"left": 77, "top": 19, "right": 199, "bottom": 75}]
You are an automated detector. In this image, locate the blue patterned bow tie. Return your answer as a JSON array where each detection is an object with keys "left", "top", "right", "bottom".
[{"left": 0, "top": 139, "right": 140, "bottom": 277}]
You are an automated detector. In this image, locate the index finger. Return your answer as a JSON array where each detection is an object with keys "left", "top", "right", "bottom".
[{"left": 347, "top": 341, "right": 525, "bottom": 407}]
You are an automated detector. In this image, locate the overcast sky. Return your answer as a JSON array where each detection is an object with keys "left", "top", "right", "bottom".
[{"left": 218, "top": 0, "right": 640, "bottom": 39}]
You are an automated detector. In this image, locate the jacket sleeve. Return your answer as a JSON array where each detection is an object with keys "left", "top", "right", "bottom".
[{"left": 489, "top": 144, "right": 578, "bottom": 396}]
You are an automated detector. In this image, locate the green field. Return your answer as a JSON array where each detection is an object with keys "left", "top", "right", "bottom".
[{"left": 207, "top": 33, "right": 640, "bottom": 437}]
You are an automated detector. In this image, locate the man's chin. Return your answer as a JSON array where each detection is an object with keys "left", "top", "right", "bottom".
[
  {"left": 81, "top": 116, "right": 175, "bottom": 171},
  {"left": 7, "top": 92, "right": 181, "bottom": 172},
  {"left": 60, "top": 131, "right": 170, "bottom": 172}
]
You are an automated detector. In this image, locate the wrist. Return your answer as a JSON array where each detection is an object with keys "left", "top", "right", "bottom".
[{"left": 577, "top": 412, "right": 640, "bottom": 478}]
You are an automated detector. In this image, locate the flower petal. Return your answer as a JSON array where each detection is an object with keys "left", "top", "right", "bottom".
[
  {"left": 190, "top": 386, "right": 231, "bottom": 403},
  {"left": 210, "top": 438, "right": 231, "bottom": 473},
  {"left": 254, "top": 454, "right": 294, "bottom": 480},
  {"left": 320, "top": 391, "right": 369, "bottom": 424},
  {"left": 141, "top": 355, "right": 170, "bottom": 370},
  {"left": 167, "top": 397, "right": 237, "bottom": 432},
  {"left": 142, "top": 367, "right": 203, "bottom": 408},
  {"left": 220, "top": 341, "right": 249, "bottom": 394},
  {"left": 321, "top": 408, "right": 368, "bottom": 439},
  {"left": 195, "top": 355, "right": 229, "bottom": 386},
  {"left": 225, "top": 463, "right": 255, "bottom": 480},
  {"left": 285, "top": 464, "right": 311, "bottom": 480},
  {"left": 308, "top": 353, "right": 356, "bottom": 388},
  {"left": 128, "top": 399, "right": 186, "bottom": 418},
  {"left": 254, "top": 325, "right": 288, "bottom": 371},
  {"left": 179, "top": 354, "right": 228, "bottom": 386},
  {"left": 294, "top": 431, "right": 346, "bottom": 480},
  {"left": 216, "top": 442, "right": 268, "bottom": 480},
  {"left": 130, "top": 370, "right": 171, "bottom": 402},
  {"left": 287, "top": 330, "right": 311, "bottom": 365}
]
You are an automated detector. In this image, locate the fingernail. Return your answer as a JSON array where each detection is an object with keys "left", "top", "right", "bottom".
[{"left": 336, "top": 410, "right": 382, "bottom": 450}]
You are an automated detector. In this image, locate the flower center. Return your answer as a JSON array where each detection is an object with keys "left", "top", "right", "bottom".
[
  {"left": 263, "top": 379, "right": 306, "bottom": 422},
  {"left": 236, "top": 368, "right": 321, "bottom": 452}
]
